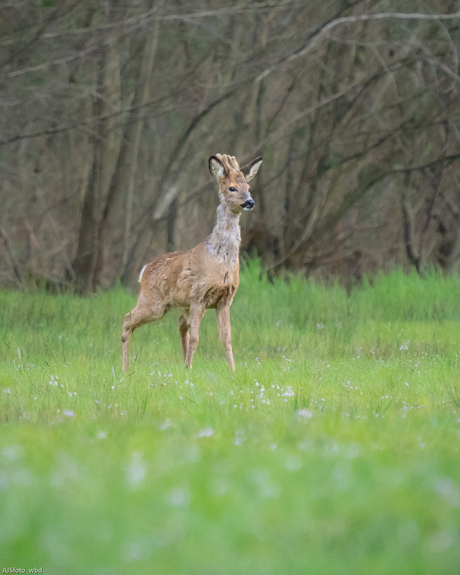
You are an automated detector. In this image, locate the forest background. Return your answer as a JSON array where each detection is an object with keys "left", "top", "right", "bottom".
[{"left": 1, "top": 0, "right": 460, "bottom": 291}]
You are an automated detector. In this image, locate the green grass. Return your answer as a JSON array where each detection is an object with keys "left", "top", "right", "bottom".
[{"left": 1, "top": 261, "right": 460, "bottom": 574}]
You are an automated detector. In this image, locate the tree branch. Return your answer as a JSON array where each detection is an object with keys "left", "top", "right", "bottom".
[{"left": 257, "top": 9, "right": 460, "bottom": 82}]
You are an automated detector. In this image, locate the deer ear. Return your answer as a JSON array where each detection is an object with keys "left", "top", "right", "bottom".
[
  {"left": 241, "top": 157, "right": 263, "bottom": 182},
  {"left": 209, "top": 156, "right": 226, "bottom": 181}
]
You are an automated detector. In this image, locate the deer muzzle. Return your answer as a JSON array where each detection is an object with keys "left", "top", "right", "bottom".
[{"left": 241, "top": 199, "right": 255, "bottom": 211}]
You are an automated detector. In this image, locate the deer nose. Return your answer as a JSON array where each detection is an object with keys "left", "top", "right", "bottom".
[{"left": 241, "top": 199, "right": 255, "bottom": 210}]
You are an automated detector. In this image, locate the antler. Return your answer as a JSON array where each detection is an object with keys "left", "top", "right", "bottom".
[{"left": 215, "top": 154, "right": 241, "bottom": 175}]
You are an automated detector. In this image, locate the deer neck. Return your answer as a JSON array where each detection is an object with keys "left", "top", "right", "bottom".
[{"left": 207, "top": 203, "right": 241, "bottom": 268}]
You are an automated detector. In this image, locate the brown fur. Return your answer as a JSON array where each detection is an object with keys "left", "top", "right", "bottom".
[{"left": 121, "top": 153, "right": 262, "bottom": 371}]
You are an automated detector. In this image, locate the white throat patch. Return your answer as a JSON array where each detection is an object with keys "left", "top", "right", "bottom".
[{"left": 207, "top": 205, "right": 241, "bottom": 267}]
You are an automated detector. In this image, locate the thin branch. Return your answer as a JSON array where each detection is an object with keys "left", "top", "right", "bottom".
[
  {"left": 257, "top": 10, "right": 460, "bottom": 82},
  {"left": 264, "top": 150, "right": 460, "bottom": 271},
  {"left": 0, "top": 2, "right": 78, "bottom": 70},
  {"left": 392, "top": 153, "right": 460, "bottom": 173},
  {"left": 6, "top": 43, "right": 100, "bottom": 78},
  {"left": 0, "top": 223, "right": 24, "bottom": 287},
  {"left": 0, "top": 0, "right": 310, "bottom": 45}
]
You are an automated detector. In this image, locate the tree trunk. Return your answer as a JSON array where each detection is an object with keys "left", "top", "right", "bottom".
[
  {"left": 400, "top": 171, "right": 422, "bottom": 273},
  {"left": 93, "top": 4, "right": 161, "bottom": 288},
  {"left": 72, "top": 34, "right": 121, "bottom": 291},
  {"left": 447, "top": 187, "right": 460, "bottom": 273},
  {"left": 166, "top": 197, "right": 178, "bottom": 253}
]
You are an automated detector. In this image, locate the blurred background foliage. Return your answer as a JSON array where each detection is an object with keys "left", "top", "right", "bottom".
[{"left": 1, "top": 0, "right": 460, "bottom": 291}]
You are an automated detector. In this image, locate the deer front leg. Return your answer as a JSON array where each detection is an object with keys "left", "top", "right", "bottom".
[
  {"left": 178, "top": 313, "right": 189, "bottom": 362},
  {"left": 184, "top": 304, "right": 205, "bottom": 369},
  {"left": 216, "top": 304, "right": 235, "bottom": 371}
]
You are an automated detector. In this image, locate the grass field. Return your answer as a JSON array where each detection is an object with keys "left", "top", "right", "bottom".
[{"left": 1, "top": 260, "right": 460, "bottom": 574}]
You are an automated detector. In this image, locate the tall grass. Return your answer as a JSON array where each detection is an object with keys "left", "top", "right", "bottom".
[{"left": 1, "top": 262, "right": 460, "bottom": 574}]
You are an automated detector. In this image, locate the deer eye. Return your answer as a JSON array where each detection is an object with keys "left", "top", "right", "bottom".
[{"left": 229, "top": 187, "right": 237, "bottom": 192}]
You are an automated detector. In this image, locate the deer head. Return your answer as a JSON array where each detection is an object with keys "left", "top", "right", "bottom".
[{"left": 209, "top": 154, "right": 263, "bottom": 214}]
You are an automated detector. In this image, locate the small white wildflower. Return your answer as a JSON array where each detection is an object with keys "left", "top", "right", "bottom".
[
  {"left": 285, "top": 455, "right": 302, "bottom": 471},
  {"left": 2, "top": 445, "right": 20, "bottom": 461},
  {"left": 160, "top": 419, "right": 174, "bottom": 430},
  {"left": 197, "top": 427, "right": 214, "bottom": 438},
  {"left": 430, "top": 531, "right": 454, "bottom": 553},
  {"left": 296, "top": 409, "right": 313, "bottom": 420},
  {"left": 234, "top": 428, "right": 246, "bottom": 445},
  {"left": 435, "top": 478, "right": 460, "bottom": 507},
  {"left": 127, "top": 452, "right": 145, "bottom": 486},
  {"left": 166, "top": 487, "right": 190, "bottom": 507}
]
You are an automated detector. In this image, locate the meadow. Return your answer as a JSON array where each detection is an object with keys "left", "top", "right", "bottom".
[{"left": 1, "top": 260, "right": 460, "bottom": 574}]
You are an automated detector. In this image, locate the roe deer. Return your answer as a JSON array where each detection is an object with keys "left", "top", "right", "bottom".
[{"left": 121, "top": 153, "right": 263, "bottom": 371}]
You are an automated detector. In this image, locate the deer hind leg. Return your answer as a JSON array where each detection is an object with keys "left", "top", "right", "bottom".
[
  {"left": 216, "top": 304, "right": 235, "bottom": 371},
  {"left": 184, "top": 304, "right": 205, "bottom": 369},
  {"left": 122, "top": 299, "right": 167, "bottom": 371},
  {"left": 178, "top": 313, "right": 190, "bottom": 362}
]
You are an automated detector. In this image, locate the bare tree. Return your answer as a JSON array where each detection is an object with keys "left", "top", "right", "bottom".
[{"left": 1, "top": 0, "right": 460, "bottom": 288}]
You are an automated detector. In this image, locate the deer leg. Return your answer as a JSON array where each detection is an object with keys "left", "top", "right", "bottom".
[
  {"left": 178, "top": 313, "right": 190, "bottom": 362},
  {"left": 121, "top": 300, "right": 166, "bottom": 371},
  {"left": 184, "top": 304, "right": 205, "bottom": 369},
  {"left": 216, "top": 304, "right": 235, "bottom": 371}
]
